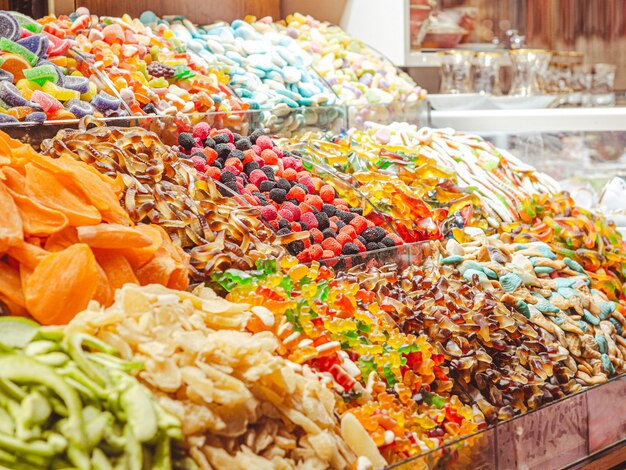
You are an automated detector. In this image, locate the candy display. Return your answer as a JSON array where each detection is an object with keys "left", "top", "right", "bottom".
[
  {"left": 0, "top": 130, "right": 188, "bottom": 323},
  {"left": 0, "top": 317, "right": 181, "bottom": 469}
]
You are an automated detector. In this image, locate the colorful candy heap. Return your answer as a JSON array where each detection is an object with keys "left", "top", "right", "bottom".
[
  {"left": 42, "top": 124, "right": 283, "bottom": 280},
  {"left": 214, "top": 257, "right": 480, "bottom": 464},
  {"left": 147, "top": 14, "right": 341, "bottom": 133},
  {"left": 173, "top": 123, "right": 403, "bottom": 261},
  {"left": 0, "top": 130, "right": 188, "bottom": 324},
  {"left": 510, "top": 191, "right": 626, "bottom": 302},
  {"left": 0, "top": 317, "right": 182, "bottom": 469},
  {"left": 66, "top": 284, "right": 358, "bottom": 469}
]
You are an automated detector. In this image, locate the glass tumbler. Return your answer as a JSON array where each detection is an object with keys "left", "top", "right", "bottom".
[
  {"left": 509, "top": 49, "right": 552, "bottom": 96},
  {"left": 592, "top": 63, "right": 617, "bottom": 107},
  {"left": 439, "top": 50, "right": 473, "bottom": 94},
  {"left": 472, "top": 52, "right": 502, "bottom": 95}
]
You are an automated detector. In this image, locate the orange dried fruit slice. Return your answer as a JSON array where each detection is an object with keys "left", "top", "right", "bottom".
[
  {"left": 76, "top": 223, "right": 153, "bottom": 249},
  {"left": 0, "top": 182, "right": 24, "bottom": 252},
  {"left": 0, "top": 166, "right": 26, "bottom": 191},
  {"left": 93, "top": 261, "right": 114, "bottom": 307},
  {"left": 0, "top": 260, "right": 26, "bottom": 316},
  {"left": 24, "top": 163, "right": 101, "bottom": 226},
  {"left": 93, "top": 249, "right": 139, "bottom": 291},
  {"left": 25, "top": 243, "right": 99, "bottom": 325},
  {"left": 6, "top": 186, "right": 68, "bottom": 236},
  {"left": 44, "top": 226, "right": 79, "bottom": 252},
  {"left": 120, "top": 224, "right": 163, "bottom": 268},
  {"left": 135, "top": 250, "right": 175, "bottom": 287},
  {"left": 6, "top": 241, "right": 47, "bottom": 270}
]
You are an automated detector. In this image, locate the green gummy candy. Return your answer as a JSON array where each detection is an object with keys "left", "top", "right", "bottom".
[
  {"left": 24, "top": 65, "right": 58, "bottom": 86},
  {"left": 0, "top": 38, "right": 38, "bottom": 66},
  {"left": 10, "top": 12, "right": 44, "bottom": 33}
]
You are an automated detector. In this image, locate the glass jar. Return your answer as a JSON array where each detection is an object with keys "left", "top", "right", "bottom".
[
  {"left": 472, "top": 52, "right": 502, "bottom": 95},
  {"left": 509, "top": 49, "right": 552, "bottom": 96},
  {"left": 438, "top": 50, "right": 474, "bottom": 94}
]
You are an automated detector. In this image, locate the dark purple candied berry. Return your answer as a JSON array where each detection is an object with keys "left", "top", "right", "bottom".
[
  {"left": 315, "top": 212, "right": 330, "bottom": 230},
  {"left": 350, "top": 207, "right": 363, "bottom": 215},
  {"left": 259, "top": 180, "right": 275, "bottom": 192},
  {"left": 362, "top": 227, "right": 386, "bottom": 243},
  {"left": 261, "top": 166, "right": 275, "bottom": 181},
  {"left": 243, "top": 161, "right": 260, "bottom": 175},
  {"left": 219, "top": 180, "right": 239, "bottom": 196},
  {"left": 336, "top": 210, "right": 355, "bottom": 223},
  {"left": 249, "top": 129, "right": 265, "bottom": 144},
  {"left": 381, "top": 236, "right": 396, "bottom": 247},
  {"left": 366, "top": 242, "right": 379, "bottom": 251},
  {"left": 232, "top": 133, "right": 243, "bottom": 142},
  {"left": 230, "top": 149, "right": 245, "bottom": 161},
  {"left": 203, "top": 137, "right": 216, "bottom": 149},
  {"left": 147, "top": 61, "right": 175, "bottom": 78},
  {"left": 322, "top": 228, "right": 336, "bottom": 239},
  {"left": 322, "top": 204, "right": 336, "bottom": 216},
  {"left": 192, "top": 152, "right": 207, "bottom": 161},
  {"left": 213, "top": 133, "right": 230, "bottom": 144},
  {"left": 335, "top": 220, "right": 346, "bottom": 230},
  {"left": 276, "top": 228, "right": 291, "bottom": 236},
  {"left": 357, "top": 236, "right": 366, "bottom": 245},
  {"left": 275, "top": 178, "right": 291, "bottom": 192},
  {"left": 298, "top": 221, "right": 308, "bottom": 231},
  {"left": 342, "top": 242, "right": 359, "bottom": 255},
  {"left": 286, "top": 239, "right": 305, "bottom": 255},
  {"left": 215, "top": 143, "right": 231, "bottom": 159},
  {"left": 269, "top": 188, "right": 287, "bottom": 204},
  {"left": 219, "top": 171, "right": 236, "bottom": 183},
  {"left": 235, "top": 138, "right": 252, "bottom": 150},
  {"left": 278, "top": 218, "right": 290, "bottom": 230},
  {"left": 178, "top": 152, "right": 189, "bottom": 160},
  {"left": 178, "top": 132, "right": 195, "bottom": 152},
  {"left": 212, "top": 160, "right": 223, "bottom": 170}
]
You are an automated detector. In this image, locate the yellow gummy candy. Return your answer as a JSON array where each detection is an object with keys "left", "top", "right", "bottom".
[
  {"left": 15, "top": 79, "right": 41, "bottom": 91},
  {"left": 81, "top": 82, "right": 97, "bottom": 101},
  {"left": 42, "top": 81, "right": 80, "bottom": 101}
]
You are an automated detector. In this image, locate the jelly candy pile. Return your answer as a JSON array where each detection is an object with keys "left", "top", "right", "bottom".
[
  {"left": 214, "top": 256, "right": 480, "bottom": 464},
  {"left": 172, "top": 122, "right": 403, "bottom": 262},
  {"left": 41, "top": 123, "right": 283, "bottom": 280},
  {"left": 0, "top": 130, "right": 188, "bottom": 324}
]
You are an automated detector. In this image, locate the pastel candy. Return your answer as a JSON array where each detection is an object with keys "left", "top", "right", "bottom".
[
  {"left": 42, "top": 81, "right": 80, "bottom": 101},
  {"left": 0, "top": 81, "right": 30, "bottom": 106},
  {"left": 30, "top": 90, "right": 64, "bottom": 113},
  {"left": 17, "top": 34, "right": 50, "bottom": 58},
  {"left": 91, "top": 91, "right": 121, "bottom": 111},
  {"left": 0, "top": 113, "right": 18, "bottom": 124},
  {"left": 63, "top": 75, "right": 90, "bottom": 94},
  {"left": 0, "top": 12, "right": 20, "bottom": 41},
  {"left": 25, "top": 111, "right": 46, "bottom": 122}
]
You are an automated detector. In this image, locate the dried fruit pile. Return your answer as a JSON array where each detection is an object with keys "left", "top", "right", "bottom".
[
  {"left": 0, "top": 130, "right": 188, "bottom": 324},
  {"left": 41, "top": 124, "right": 282, "bottom": 280}
]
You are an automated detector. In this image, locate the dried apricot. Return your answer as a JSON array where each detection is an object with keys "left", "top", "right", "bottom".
[
  {"left": 77, "top": 223, "right": 153, "bottom": 249},
  {"left": 0, "top": 183, "right": 23, "bottom": 252}
]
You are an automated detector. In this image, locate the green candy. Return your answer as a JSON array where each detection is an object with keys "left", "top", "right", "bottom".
[
  {"left": 531, "top": 293, "right": 560, "bottom": 313},
  {"left": 609, "top": 318, "right": 622, "bottom": 335},
  {"left": 500, "top": 272, "right": 522, "bottom": 292},
  {"left": 557, "top": 287, "right": 580, "bottom": 300},
  {"left": 23, "top": 65, "right": 58, "bottom": 86},
  {"left": 583, "top": 309, "right": 600, "bottom": 326},
  {"left": 555, "top": 277, "right": 577, "bottom": 289},
  {"left": 563, "top": 257, "right": 584, "bottom": 273},
  {"left": 0, "top": 38, "right": 38, "bottom": 66},
  {"left": 550, "top": 315, "right": 565, "bottom": 325},
  {"left": 10, "top": 12, "right": 43, "bottom": 33},
  {"left": 595, "top": 335, "right": 608, "bottom": 354},
  {"left": 576, "top": 321, "right": 588, "bottom": 333},
  {"left": 515, "top": 300, "right": 531, "bottom": 318},
  {"left": 463, "top": 268, "right": 488, "bottom": 284},
  {"left": 441, "top": 255, "right": 464, "bottom": 265},
  {"left": 601, "top": 354, "right": 615, "bottom": 375},
  {"left": 534, "top": 266, "right": 554, "bottom": 274}
]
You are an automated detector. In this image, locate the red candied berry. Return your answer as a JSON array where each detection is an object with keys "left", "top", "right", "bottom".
[
  {"left": 283, "top": 168, "right": 298, "bottom": 181},
  {"left": 305, "top": 195, "right": 323, "bottom": 210},
  {"left": 329, "top": 222, "right": 338, "bottom": 231},
  {"left": 350, "top": 215, "right": 368, "bottom": 234},
  {"left": 236, "top": 181, "right": 244, "bottom": 192},
  {"left": 243, "top": 193, "right": 260, "bottom": 206},
  {"left": 292, "top": 159, "right": 304, "bottom": 171},
  {"left": 286, "top": 185, "right": 306, "bottom": 203},
  {"left": 340, "top": 225, "right": 357, "bottom": 239},
  {"left": 320, "top": 185, "right": 336, "bottom": 203},
  {"left": 219, "top": 128, "right": 234, "bottom": 143},
  {"left": 227, "top": 142, "right": 236, "bottom": 150},
  {"left": 256, "top": 135, "right": 273, "bottom": 150},
  {"left": 223, "top": 165, "right": 240, "bottom": 176},
  {"left": 205, "top": 166, "right": 221, "bottom": 180},
  {"left": 260, "top": 205, "right": 277, "bottom": 221},
  {"left": 249, "top": 169, "right": 268, "bottom": 187},
  {"left": 299, "top": 202, "right": 314, "bottom": 214},
  {"left": 282, "top": 156, "right": 298, "bottom": 170},
  {"left": 300, "top": 212, "right": 318, "bottom": 229},
  {"left": 366, "top": 220, "right": 375, "bottom": 228},
  {"left": 322, "top": 238, "right": 342, "bottom": 256},
  {"left": 252, "top": 144, "right": 262, "bottom": 155},
  {"left": 333, "top": 198, "right": 348, "bottom": 207},
  {"left": 389, "top": 234, "right": 404, "bottom": 245},
  {"left": 336, "top": 205, "right": 349, "bottom": 212},
  {"left": 243, "top": 149, "right": 257, "bottom": 164},
  {"left": 283, "top": 202, "right": 301, "bottom": 220},
  {"left": 190, "top": 155, "right": 207, "bottom": 172},
  {"left": 277, "top": 208, "right": 295, "bottom": 222},
  {"left": 336, "top": 232, "right": 352, "bottom": 246},
  {"left": 261, "top": 149, "right": 278, "bottom": 165},
  {"left": 245, "top": 183, "right": 259, "bottom": 193},
  {"left": 309, "top": 244, "right": 323, "bottom": 260},
  {"left": 297, "top": 250, "right": 311, "bottom": 263},
  {"left": 298, "top": 176, "right": 315, "bottom": 193},
  {"left": 353, "top": 239, "right": 366, "bottom": 252},
  {"left": 302, "top": 237, "right": 311, "bottom": 249},
  {"left": 225, "top": 157, "right": 243, "bottom": 172},
  {"left": 310, "top": 227, "right": 324, "bottom": 243},
  {"left": 192, "top": 122, "right": 210, "bottom": 140},
  {"left": 272, "top": 146, "right": 283, "bottom": 158},
  {"left": 290, "top": 221, "right": 301, "bottom": 232},
  {"left": 322, "top": 249, "right": 335, "bottom": 260},
  {"left": 202, "top": 147, "right": 217, "bottom": 164},
  {"left": 269, "top": 219, "right": 280, "bottom": 230}
]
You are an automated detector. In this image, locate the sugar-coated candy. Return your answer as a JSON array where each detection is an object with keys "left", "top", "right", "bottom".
[
  {"left": 23, "top": 64, "right": 58, "bottom": 86},
  {"left": 65, "top": 98, "right": 94, "bottom": 117},
  {"left": 0, "top": 12, "right": 20, "bottom": 41},
  {"left": 90, "top": 91, "right": 121, "bottom": 111},
  {"left": 16, "top": 34, "right": 49, "bottom": 58},
  {"left": 62, "top": 75, "right": 90, "bottom": 94}
]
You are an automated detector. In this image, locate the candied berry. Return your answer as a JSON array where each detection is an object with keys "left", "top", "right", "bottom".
[
  {"left": 276, "top": 227, "right": 290, "bottom": 236},
  {"left": 259, "top": 180, "right": 276, "bottom": 192},
  {"left": 322, "top": 228, "right": 336, "bottom": 239},
  {"left": 321, "top": 238, "right": 342, "bottom": 256},
  {"left": 362, "top": 227, "right": 386, "bottom": 243},
  {"left": 278, "top": 218, "right": 290, "bottom": 230},
  {"left": 350, "top": 208, "right": 364, "bottom": 215},
  {"left": 315, "top": 212, "right": 330, "bottom": 230},
  {"left": 342, "top": 243, "right": 359, "bottom": 255},
  {"left": 235, "top": 138, "right": 252, "bottom": 150},
  {"left": 213, "top": 133, "right": 230, "bottom": 144},
  {"left": 192, "top": 151, "right": 207, "bottom": 160},
  {"left": 295, "top": 183, "right": 309, "bottom": 194},
  {"left": 178, "top": 132, "right": 195, "bottom": 151},
  {"left": 232, "top": 133, "right": 243, "bottom": 142},
  {"left": 309, "top": 244, "right": 323, "bottom": 260},
  {"left": 322, "top": 204, "right": 337, "bottom": 216},
  {"left": 253, "top": 192, "right": 268, "bottom": 205},
  {"left": 377, "top": 242, "right": 387, "bottom": 250},
  {"left": 249, "top": 129, "right": 265, "bottom": 144},
  {"left": 260, "top": 205, "right": 277, "bottom": 221},
  {"left": 299, "top": 222, "right": 308, "bottom": 231},
  {"left": 319, "top": 185, "right": 335, "bottom": 202},
  {"left": 243, "top": 161, "right": 260, "bottom": 175},
  {"left": 310, "top": 228, "right": 324, "bottom": 243},
  {"left": 204, "top": 137, "right": 216, "bottom": 149},
  {"left": 336, "top": 220, "right": 346, "bottom": 230},
  {"left": 215, "top": 143, "right": 231, "bottom": 159},
  {"left": 219, "top": 171, "right": 236, "bottom": 183},
  {"left": 336, "top": 210, "right": 355, "bottom": 223},
  {"left": 230, "top": 149, "right": 245, "bottom": 161},
  {"left": 366, "top": 242, "right": 379, "bottom": 251},
  {"left": 287, "top": 186, "right": 306, "bottom": 202},
  {"left": 276, "top": 178, "right": 291, "bottom": 192},
  {"left": 300, "top": 212, "right": 318, "bottom": 229},
  {"left": 286, "top": 239, "right": 305, "bottom": 255},
  {"left": 178, "top": 152, "right": 189, "bottom": 160},
  {"left": 357, "top": 236, "right": 366, "bottom": 245},
  {"left": 269, "top": 188, "right": 287, "bottom": 204},
  {"left": 256, "top": 135, "right": 273, "bottom": 150},
  {"left": 381, "top": 236, "right": 396, "bottom": 247},
  {"left": 212, "top": 160, "right": 223, "bottom": 170},
  {"left": 261, "top": 166, "right": 275, "bottom": 181},
  {"left": 220, "top": 180, "right": 239, "bottom": 195}
]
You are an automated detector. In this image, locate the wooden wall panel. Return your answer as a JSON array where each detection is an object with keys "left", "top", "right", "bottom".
[
  {"left": 0, "top": 0, "right": 10, "bottom": 10},
  {"left": 75, "top": 0, "right": 280, "bottom": 24}
]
